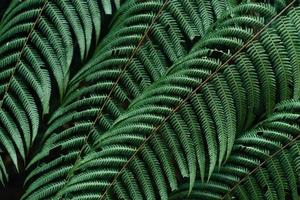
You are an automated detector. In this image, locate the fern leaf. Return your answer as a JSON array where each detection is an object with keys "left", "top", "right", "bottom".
[
  {"left": 21, "top": 0, "right": 240, "bottom": 199},
  {"left": 169, "top": 100, "right": 300, "bottom": 200},
  {"left": 21, "top": 1, "right": 300, "bottom": 199},
  {"left": 0, "top": 0, "right": 120, "bottom": 184}
]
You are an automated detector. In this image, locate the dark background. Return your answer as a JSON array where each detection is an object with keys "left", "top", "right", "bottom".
[{"left": 0, "top": 0, "right": 11, "bottom": 19}]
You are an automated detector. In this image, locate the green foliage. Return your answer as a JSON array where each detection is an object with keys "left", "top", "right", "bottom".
[
  {"left": 0, "top": 0, "right": 120, "bottom": 185},
  {"left": 0, "top": 0, "right": 299, "bottom": 199},
  {"left": 169, "top": 100, "right": 300, "bottom": 200},
  {"left": 22, "top": 0, "right": 243, "bottom": 198}
]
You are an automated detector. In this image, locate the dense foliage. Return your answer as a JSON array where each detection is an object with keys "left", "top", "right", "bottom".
[{"left": 0, "top": 0, "right": 300, "bottom": 199}]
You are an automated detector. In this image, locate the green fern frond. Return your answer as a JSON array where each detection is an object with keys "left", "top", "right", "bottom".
[
  {"left": 169, "top": 100, "right": 300, "bottom": 200},
  {"left": 20, "top": 1, "right": 300, "bottom": 199},
  {"left": 20, "top": 0, "right": 248, "bottom": 199},
  {"left": 0, "top": 0, "right": 120, "bottom": 184}
]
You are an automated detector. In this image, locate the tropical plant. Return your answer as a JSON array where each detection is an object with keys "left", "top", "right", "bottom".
[
  {"left": 0, "top": 0, "right": 120, "bottom": 194},
  {"left": 0, "top": 0, "right": 299, "bottom": 199}
]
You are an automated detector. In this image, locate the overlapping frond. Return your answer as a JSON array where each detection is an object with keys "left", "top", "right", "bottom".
[
  {"left": 169, "top": 100, "right": 300, "bottom": 200},
  {"left": 0, "top": 0, "right": 119, "bottom": 184},
  {"left": 21, "top": 1, "right": 300, "bottom": 199},
  {"left": 21, "top": 0, "right": 244, "bottom": 199}
]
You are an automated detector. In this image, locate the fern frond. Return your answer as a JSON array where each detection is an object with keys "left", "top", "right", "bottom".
[
  {"left": 20, "top": 0, "right": 250, "bottom": 199},
  {"left": 0, "top": 0, "right": 120, "bottom": 183},
  {"left": 21, "top": 1, "right": 299, "bottom": 199},
  {"left": 169, "top": 100, "right": 300, "bottom": 200}
]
